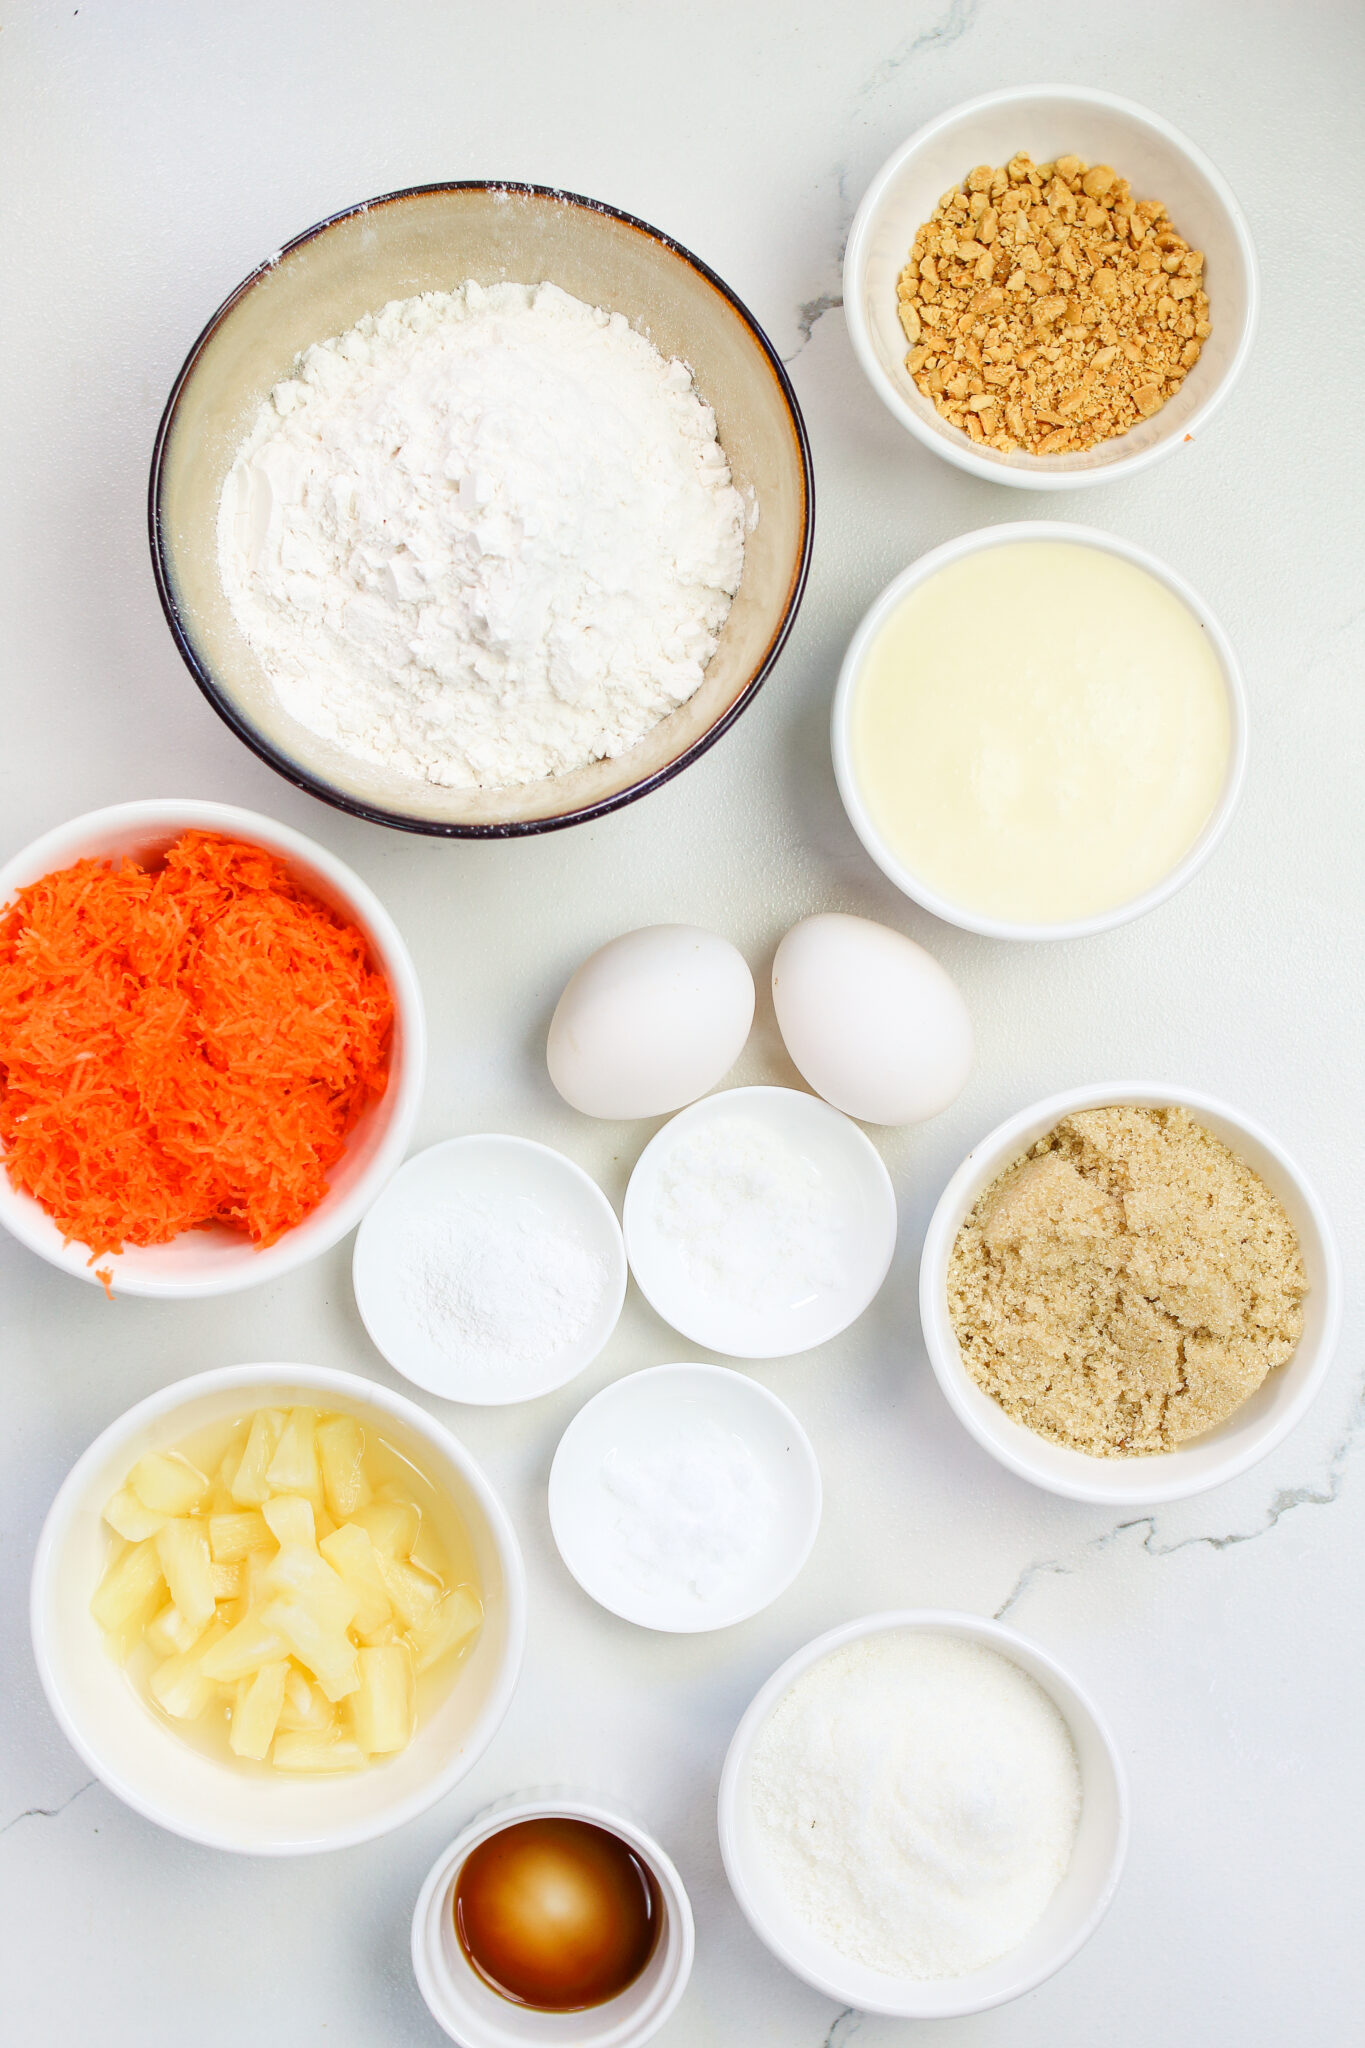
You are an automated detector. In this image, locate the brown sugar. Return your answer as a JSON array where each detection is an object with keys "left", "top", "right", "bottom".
[
  {"left": 946, "top": 1107, "right": 1306, "bottom": 1456},
  {"left": 897, "top": 153, "right": 1211, "bottom": 455}
]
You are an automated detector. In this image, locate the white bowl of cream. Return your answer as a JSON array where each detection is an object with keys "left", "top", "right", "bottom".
[{"left": 831, "top": 522, "right": 1247, "bottom": 940}]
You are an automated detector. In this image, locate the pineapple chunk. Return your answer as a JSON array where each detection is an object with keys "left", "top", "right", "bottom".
[
  {"left": 277, "top": 1668, "right": 335, "bottom": 1734},
  {"left": 348, "top": 1644, "right": 415, "bottom": 1755},
  {"left": 262, "top": 1494, "right": 315, "bottom": 1549},
  {"left": 318, "top": 1522, "right": 391, "bottom": 1636},
  {"left": 314, "top": 1509, "right": 337, "bottom": 1542},
  {"left": 210, "top": 1561, "right": 242, "bottom": 1600},
  {"left": 208, "top": 1445, "right": 242, "bottom": 1512},
  {"left": 199, "top": 1606, "right": 291, "bottom": 1683},
  {"left": 408, "top": 1584, "right": 483, "bottom": 1674},
  {"left": 262, "top": 1543, "right": 358, "bottom": 1634},
  {"left": 260, "top": 1599, "right": 359, "bottom": 1700},
  {"left": 129, "top": 1451, "right": 209, "bottom": 1517},
  {"left": 148, "top": 1619, "right": 227, "bottom": 1720},
  {"left": 352, "top": 1499, "right": 420, "bottom": 1558},
  {"left": 377, "top": 1553, "right": 443, "bottom": 1632},
  {"left": 208, "top": 1509, "right": 272, "bottom": 1564},
  {"left": 90, "top": 1539, "right": 165, "bottom": 1635},
  {"left": 271, "top": 1731, "right": 365, "bottom": 1773},
  {"left": 144, "top": 1600, "right": 206, "bottom": 1660},
  {"left": 229, "top": 1409, "right": 285, "bottom": 1506},
  {"left": 102, "top": 1486, "right": 167, "bottom": 1544},
  {"left": 229, "top": 1660, "right": 289, "bottom": 1760},
  {"left": 317, "top": 1415, "right": 372, "bottom": 1520},
  {"left": 155, "top": 1518, "right": 216, "bottom": 1630},
  {"left": 265, "top": 1408, "right": 323, "bottom": 1507}
]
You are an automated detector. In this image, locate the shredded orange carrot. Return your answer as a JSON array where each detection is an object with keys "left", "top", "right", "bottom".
[{"left": 0, "top": 831, "right": 393, "bottom": 1263}]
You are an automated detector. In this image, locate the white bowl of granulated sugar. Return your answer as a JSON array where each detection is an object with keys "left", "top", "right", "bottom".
[
  {"left": 718, "top": 1611, "right": 1128, "bottom": 2019},
  {"left": 352, "top": 1135, "right": 627, "bottom": 1405}
]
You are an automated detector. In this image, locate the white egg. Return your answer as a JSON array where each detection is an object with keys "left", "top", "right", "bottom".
[
  {"left": 772, "top": 912, "right": 972, "bottom": 1125},
  {"left": 548, "top": 925, "right": 755, "bottom": 1120}
]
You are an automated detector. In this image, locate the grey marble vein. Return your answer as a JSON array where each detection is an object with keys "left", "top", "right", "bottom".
[
  {"left": 821, "top": 2007, "right": 863, "bottom": 2046},
  {"left": 0, "top": 1778, "right": 96, "bottom": 1840},
  {"left": 784, "top": 292, "right": 844, "bottom": 364},
  {"left": 994, "top": 1381, "right": 1365, "bottom": 1622},
  {"left": 858, "top": 0, "right": 982, "bottom": 100}
]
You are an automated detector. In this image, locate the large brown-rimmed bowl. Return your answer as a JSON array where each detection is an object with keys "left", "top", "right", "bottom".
[{"left": 149, "top": 183, "right": 813, "bottom": 836}]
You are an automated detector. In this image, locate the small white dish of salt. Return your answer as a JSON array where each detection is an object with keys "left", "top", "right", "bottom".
[
  {"left": 352, "top": 1135, "right": 627, "bottom": 1404},
  {"left": 622, "top": 1086, "right": 897, "bottom": 1358},
  {"left": 548, "top": 1363, "right": 821, "bottom": 1631}
]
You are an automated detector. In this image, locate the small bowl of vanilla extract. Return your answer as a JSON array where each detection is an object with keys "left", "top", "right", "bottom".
[{"left": 412, "top": 1793, "right": 695, "bottom": 2047}]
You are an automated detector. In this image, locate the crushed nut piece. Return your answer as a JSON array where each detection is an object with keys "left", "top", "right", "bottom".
[{"left": 896, "top": 152, "right": 1211, "bottom": 454}]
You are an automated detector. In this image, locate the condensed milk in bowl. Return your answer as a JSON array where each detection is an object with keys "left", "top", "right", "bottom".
[{"left": 831, "top": 522, "right": 1246, "bottom": 942}]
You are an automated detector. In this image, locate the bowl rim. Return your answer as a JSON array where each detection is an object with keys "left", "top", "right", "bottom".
[
  {"left": 0, "top": 797, "right": 427, "bottom": 1296},
  {"left": 917, "top": 1082, "right": 1343, "bottom": 1504},
  {"left": 842, "top": 82, "right": 1260, "bottom": 489},
  {"left": 716, "top": 1607, "right": 1129, "bottom": 2017},
  {"left": 29, "top": 1361, "right": 528, "bottom": 1854},
  {"left": 148, "top": 179, "right": 815, "bottom": 838},
  {"left": 830, "top": 519, "right": 1249, "bottom": 940},
  {"left": 546, "top": 1360, "right": 823, "bottom": 1632},
  {"left": 411, "top": 1790, "right": 696, "bottom": 2048},
  {"left": 352, "top": 1132, "right": 629, "bottom": 1405}
]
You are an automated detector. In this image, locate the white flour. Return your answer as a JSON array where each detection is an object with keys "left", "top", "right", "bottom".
[
  {"left": 402, "top": 1193, "right": 609, "bottom": 1395},
  {"left": 748, "top": 1631, "right": 1081, "bottom": 1981},
  {"left": 217, "top": 280, "right": 746, "bottom": 789}
]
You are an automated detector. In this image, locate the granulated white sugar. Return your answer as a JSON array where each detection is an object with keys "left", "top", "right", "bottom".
[{"left": 748, "top": 1630, "right": 1081, "bottom": 1980}]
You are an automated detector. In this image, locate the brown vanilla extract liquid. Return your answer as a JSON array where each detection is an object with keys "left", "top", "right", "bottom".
[{"left": 454, "top": 1816, "right": 662, "bottom": 2011}]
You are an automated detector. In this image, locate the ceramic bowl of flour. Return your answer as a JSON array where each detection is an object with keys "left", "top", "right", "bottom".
[
  {"left": 718, "top": 1611, "right": 1128, "bottom": 2019},
  {"left": 150, "top": 182, "right": 813, "bottom": 837}
]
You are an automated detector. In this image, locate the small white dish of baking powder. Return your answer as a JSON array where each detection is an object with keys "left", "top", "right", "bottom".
[
  {"left": 353, "top": 1135, "right": 627, "bottom": 1404},
  {"left": 622, "top": 1087, "right": 897, "bottom": 1358},
  {"left": 549, "top": 1363, "right": 822, "bottom": 1632}
]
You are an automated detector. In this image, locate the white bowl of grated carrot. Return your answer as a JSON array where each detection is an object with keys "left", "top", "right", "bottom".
[{"left": 0, "top": 799, "right": 425, "bottom": 1296}]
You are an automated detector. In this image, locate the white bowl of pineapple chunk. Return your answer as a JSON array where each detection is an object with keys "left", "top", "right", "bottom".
[{"left": 31, "top": 1363, "right": 527, "bottom": 1853}]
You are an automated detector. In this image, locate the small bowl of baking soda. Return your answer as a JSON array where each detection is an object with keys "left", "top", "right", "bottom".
[
  {"left": 548, "top": 1363, "right": 822, "bottom": 1632},
  {"left": 352, "top": 1135, "right": 627, "bottom": 1404}
]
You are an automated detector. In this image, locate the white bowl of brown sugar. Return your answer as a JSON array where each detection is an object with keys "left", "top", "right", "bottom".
[
  {"left": 843, "top": 85, "right": 1258, "bottom": 487},
  {"left": 918, "top": 1084, "right": 1341, "bottom": 1504}
]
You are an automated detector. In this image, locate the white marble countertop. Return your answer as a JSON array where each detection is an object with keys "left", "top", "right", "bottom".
[{"left": 2, "top": 3, "right": 1361, "bottom": 2042}]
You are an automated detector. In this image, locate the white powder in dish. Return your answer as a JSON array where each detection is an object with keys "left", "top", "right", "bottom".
[
  {"left": 600, "top": 1420, "right": 778, "bottom": 1602},
  {"left": 650, "top": 1116, "right": 847, "bottom": 1312},
  {"left": 401, "top": 1193, "right": 609, "bottom": 1393},
  {"left": 217, "top": 280, "right": 746, "bottom": 790},
  {"left": 749, "top": 1631, "right": 1081, "bottom": 1981}
]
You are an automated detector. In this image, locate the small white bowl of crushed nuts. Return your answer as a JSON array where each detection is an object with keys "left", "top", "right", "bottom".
[{"left": 843, "top": 85, "right": 1258, "bottom": 487}]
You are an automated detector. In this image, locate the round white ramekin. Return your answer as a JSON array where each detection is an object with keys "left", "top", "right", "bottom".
[
  {"left": 919, "top": 1083, "right": 1342, "bottom": 1504},
  {"left": 843, "top": 84, "right": 1258, "bottom": 487},
  {"left": 31, "top": 1362, "right": 526, "bottom": 1853},
  {"left": 547, "top": 1363, "right": 822, "bottom": 1632},
  {"left": 831, "top": 522, "right": 1248, "bottom": 941},
  {"left": 0, "top": 798, "right": 425, "bottom": 1295},
  {"left": 718, "top": 1610, "right": 1128, "bottom": 2019},
  {"left": 353, "top": 1135, "right": 627, "bottom": 1404},
  {"left": 412, "top": 1790, "right": 695, "bottom": 2048}
]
